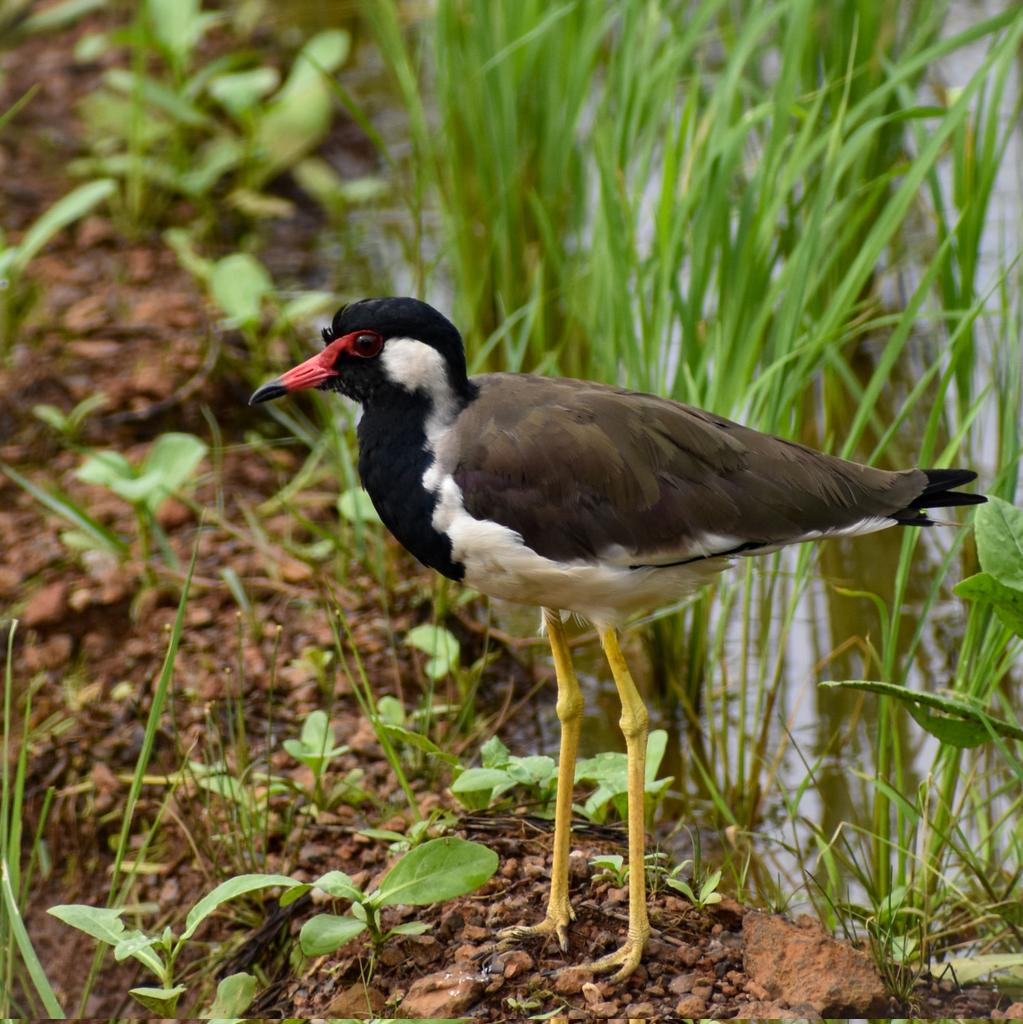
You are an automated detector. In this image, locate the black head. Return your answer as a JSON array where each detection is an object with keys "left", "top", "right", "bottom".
[{"left": 249, "top": 297, "right": 469, "bottom": 406}]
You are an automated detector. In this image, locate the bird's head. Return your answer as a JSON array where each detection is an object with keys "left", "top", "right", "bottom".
[{"left": 249, "top": 297, "right": 469, "bottom": 407}]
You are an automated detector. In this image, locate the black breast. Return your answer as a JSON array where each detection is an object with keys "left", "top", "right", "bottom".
[{"left": 356, "top": 392, "right": 464, "bottom": 581}]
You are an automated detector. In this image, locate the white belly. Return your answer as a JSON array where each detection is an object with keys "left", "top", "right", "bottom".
[{"left": 429, "top": 472, "right": 724, "bottom": 627}]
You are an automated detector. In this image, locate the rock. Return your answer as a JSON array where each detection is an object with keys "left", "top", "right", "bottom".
[
  {"left": 692, "top": 983, "right": 713, "bottom": 999},
  {"left": 492, "top": 949, "right": 533, "bottom": 979},
  {"left": 581, "top": 981, "right": 602, "bottom": 1004},
  {"left": 553, "top": 966, "right": 593, "bottom": 995},
  {"left": 401, "top": 966, "right": 485, "bottom": 1018},
  {"left": 742, "top": 1000, "right": 823, "bottom": 1020},
  {"left": 743, "top": 912, "right": 887, "bottom": 1016},
  {"left": 674, "top": 994, "right": 707, "bottom": 1016},
  {"left": 23, "top": 581, "right": 68, "bottom": 626},
  {"left": 668, "top": 972, "right": 699, "bottom": 995},
  {"left": 328, "top": 982, "right": 386, "bottom": 1017},
  {"left": 1005, "top": 1003, "right": 1023, "bottom": 1020},
  {"left": 624, "top": 1001, "right": 655, "bottom": 1017},
  {"left": 589, "top": 1001, "right": 619, "bottom": 1018},
  {"left": 23, "top": 634, "right": 72, "bottom": 672}
]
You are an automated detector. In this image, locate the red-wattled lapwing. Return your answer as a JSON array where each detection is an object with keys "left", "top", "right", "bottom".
[{"left": 251, "top": 296, "right": 985, "bottom": 980}]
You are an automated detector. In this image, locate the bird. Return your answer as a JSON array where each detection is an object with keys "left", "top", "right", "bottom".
[{"left": 250, "top": 296, "right": 985, "bottom": 980}]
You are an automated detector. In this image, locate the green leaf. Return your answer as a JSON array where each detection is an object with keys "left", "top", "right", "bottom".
[
  {"left": 47, "top": 903, "right": 125, "bottom": 946},
  {"left": 450, "top": 767, "right": 513, "bottom": 794},
  {"left": 0, "top": 179, "right": 115, "bottom": 278},
  {"left": 820, "top": 681, "right": 1023, "bottom": 743},
  {"left": 253, "top": 30, "right": 349, "bottom": 181},
  {"left": 113, "top": 929, "right": 166, "bottom": 976},
  {"left": 379, "top": 723, "right": 458, "bottom": 765},
  {"left": 941, "top": 953, "right": 1023, "bottom": 985},
  {"left": 405, "top": 624, "right": 460, "bottom": 679},
  {"left": 338, "top": 487, "right": 383, "bottom": 525},
  {"left": 905, "top": 702, "right": 990, "bottom": 748},
  {"left": 376, "top": 694, "right": 405, "bottom": 726},
  {"left": 208, "top": 67, "right": 280, "bottom": 119},
  {"left": 129, "top": 984, "right": 186, "bottom": 1016},
  {"left": 299, "top": 913, "right": 366, "bottom": 955},
  {"left": 181, "top": 873, "right": 297, "bottom": 941},
  {"left": 376, "top": 837, "right": 497, "bottom": 907},
  {"left": 389, "top": 920, "right": 432, "bottom": 936},
  {"left": 205, "top": 972, "right": 257, "bottom": 1018},
  {"left": 138, "top": 432, "right": 208, "bottom": 511},
  {"left": 975, "top": 497, "right": 1023, "bottom": 591},
  {"left": 76, "top": 450, "right": 136, "bottom": 490},
  {"left": 955, "top": 572, "right": 1023, "bottom": 637},
  {"left": 210, "top": 253, "right": 272, "bottom": 327},
  {"left": 144, "top": 0, "right": 212, "bottom": 68},
  {"left": 310, "top": 869, "right": 364, "bottom": 902}
]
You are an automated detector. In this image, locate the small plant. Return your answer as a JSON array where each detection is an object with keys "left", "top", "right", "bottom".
[
  {"left": 360, "top": 808, "right": 457, "bottom": 854},
  {"left": 666, "top": 861, "right": 724, "bottom": 909},
  {"left": 282, "top": 708, "right": 366, "bottom": 812},
  {"left": 287, "top": 836, "right": 497, "bottom": 961},
  {"left": 451, "top": 730, "right": 674, "bottom": 823},
  {"left": 590, "top": 853, "right": 628, "bottom": 887},
  {"left": 32, "top": 392, "right": 108, "bottom": 444},
  {"left": 74, "top": 432, "right": 207, "bottom": 574},
  {"left": 48, "top": 873, "right": 296, "bottom": 1015},
  {"left": 405, "top": 622, "right": 461, "bottom": 680},
  {"left": 0, "top": 177, "right": 115, "bottom": 353}
]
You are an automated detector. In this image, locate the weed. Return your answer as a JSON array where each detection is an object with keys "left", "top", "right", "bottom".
[{"left": 289, "top": 836, "right": 497, "bottom": 962}]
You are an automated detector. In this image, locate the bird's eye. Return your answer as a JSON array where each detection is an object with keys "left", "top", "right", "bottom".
[{"left": 351, "top": 331, "right": 383, "bottom": 358}]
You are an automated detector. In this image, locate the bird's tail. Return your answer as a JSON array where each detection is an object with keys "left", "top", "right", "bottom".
[{"left": 894, "top": 468, "right": 986, "bottom": 526}]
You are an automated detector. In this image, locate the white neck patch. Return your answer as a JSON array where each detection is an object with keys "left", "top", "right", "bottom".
[{"left": 381, "top": 337, "right": 457, "bottom": 440}]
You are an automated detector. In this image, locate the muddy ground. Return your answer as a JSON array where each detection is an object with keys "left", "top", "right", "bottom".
[{"left": 2, "top": 9, "right": 1021, "bottom": 1021}]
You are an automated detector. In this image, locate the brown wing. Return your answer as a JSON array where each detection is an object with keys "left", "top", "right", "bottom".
[{"left": 439, "top": 374, "right": 926, "bottom": 565}]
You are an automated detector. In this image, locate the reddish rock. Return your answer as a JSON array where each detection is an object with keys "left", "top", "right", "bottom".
[
  {"left": 589, "top": 1000, "right": 618, "bottom": 1018},
  {"left": 674, "top": 994, "right": 707, "bottom": 1016},
  {"left": 1004, "top": 1003, "right": 1023, "bottom": 1020},
  {"left": 553, "top": 966, "right": 593, "bottom": 995},
  {"left": 742, "top": 999, "right": 823, "bottom": 1019},
  {"left": 328, "top": 981, "right": 386, "bottom": 1017},
  {"left": 155, "top": 498, "right": 193, "bottom": 530},
  {"left": 743, "top": 912, "right": 887, "bottom": 1015},
  {"left": 493, "top": 949, "right": 533, "bottom": 979},
  {"left": 23, "top": 581, "right": 68, "bottom": 627},
  {"left": 401, "top": 966, "right": 485, "bottom": 1018}
]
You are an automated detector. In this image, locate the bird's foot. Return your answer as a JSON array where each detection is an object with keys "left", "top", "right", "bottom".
[
  {"left": 497, "top": 906, "right": 574, "bottom": 953},
  {"left": 583, "top": 930, "right": 648, "bottom": 982}
]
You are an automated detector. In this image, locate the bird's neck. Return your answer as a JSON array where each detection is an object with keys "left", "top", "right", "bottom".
[{"left": 356, "top": 385, "right": 469, "bottom": 580}]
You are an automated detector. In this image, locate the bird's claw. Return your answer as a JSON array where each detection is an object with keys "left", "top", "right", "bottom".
[
  {"left": 583, "top": 931, "right": 648, "bottom": 982},
  {"left": 497, "top": 909, "right": 574, "bottom": 953}
]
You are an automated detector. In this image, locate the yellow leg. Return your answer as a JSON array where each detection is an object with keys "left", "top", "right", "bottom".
[
  {"left": 587, "top": 626, "right": 650, "bottom": 981},
  {"left": 499, "top": 607, "right": 583, "bottom": 950}
]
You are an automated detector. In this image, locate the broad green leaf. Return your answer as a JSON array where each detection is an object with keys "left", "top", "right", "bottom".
[
  {"left": 480, "top": 735, "right": 511, "bottom": 767},
  {"left": 113, "top": 929, "right": 166, "bottom": 976},
  {"left": 975, "top": 496, "right": 1023, "bottom": 591},
  {"left": 389, "top": 920, "right": 432, "bottom": 936},
  {"left": 144, "top": 0, "right": 213, "bottom": 68},
  {"left": 906, "top": 702, "right": 989, "bottom": 748},
  {"left": 182, "top": 873, "right": 296, "bottom": 941},
  {"left": 47, "top": 903, "right": 125, "bottom": 946},
  {"left": 129, "top": 984, "right": 186, "bottom": 1016},
  {"left": 955, "top": 572, "right": 1023, "bottom": 637},
  {"left": 942, "top": 953, "right": 1023, "bottom": 985},
  {"left": 0, "top": 179, "right": 115, "bottom": 278},
  {"left": 137, "top": 433, "right": 208, "bottom": 511},
  {"left": 506, "top": 755, "right": 557, "bottom": 787},
  {"left": 405, "top": 624, "right": 460, "bottom": 679},
  {"left": 338, "top": 487, "right": 383, "bottom": 525},
  {"left": 299, "top": 913, "right": 366, "bottom": 955},
  {"left": 820, "top": 681, "right": 1023, "bottom": 742},
  {"left": 210, "top": 253, "right": 272, "bottom": 327},
  {"left": 450, "top": 767, "right": 513, "bottom": 794},
  {"left": 179, "top": 136, "right": 244, "bottom": 196},
  {"left": 379, "top": 723, "right": 458, "bottom": 765},
  {"left": 376, "top": 837, "right": 497, "bottom": 907},
  {"left": 76, "top": 450, "right": 135, "bottom": 490},
  {"left": 376, "top": 694, "right": 405, "bottom": 726},
  {"left": 205, "top": 972, "right": 257, "bottom": 1018},
  {"left": 208, "top": 67, "right": 280, "bottom": 119},
  {"left": 253, "top": 30, "right": 349, "bottom": 180},
  {"left": 309, "top": 870, "right": 364, "bottom": 901}
]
